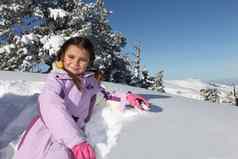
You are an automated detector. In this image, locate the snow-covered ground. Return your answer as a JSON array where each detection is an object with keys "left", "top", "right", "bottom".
[
  {"left": 1, "top": 71, "right": 238, "bottom": 159},
  {"left": 164, "top": 78, "right": 235, "bottom": 104}
]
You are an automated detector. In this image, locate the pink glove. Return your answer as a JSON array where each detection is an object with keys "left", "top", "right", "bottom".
[
  {"left": 72, "top": 142, "right": 96, "bottom": 159},
  {"left": 126, "top": 91, "right": 150, "bottom": 111}
]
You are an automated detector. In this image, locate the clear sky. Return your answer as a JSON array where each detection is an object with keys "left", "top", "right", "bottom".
[{"left": 105, "top": 0, "right": 238, "bottom": 80}]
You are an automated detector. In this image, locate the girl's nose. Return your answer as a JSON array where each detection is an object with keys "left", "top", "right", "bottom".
[{"left": 73, "top": 59, "right": 81, "bottom": 65}]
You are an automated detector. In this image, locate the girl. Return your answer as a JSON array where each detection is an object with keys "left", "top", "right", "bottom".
[{"left": 14, "top": 36, "right": 149, "bottom": 159}]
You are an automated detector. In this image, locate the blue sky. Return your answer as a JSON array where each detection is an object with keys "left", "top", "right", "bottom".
[{"left": 105, "top": 0, "right": 238, "bottom": 80}]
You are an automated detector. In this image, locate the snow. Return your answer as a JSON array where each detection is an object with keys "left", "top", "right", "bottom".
[
  {"left": 49, "top": 8, "right": 69, "bottom": 20},
  {"left": 19, "top": 33, "right": 38, "bottom": 45},
  {"left": 41, "top": 35, "right": 65, "bottom": 56},
  {"left": 0, "top": 44, "right": 16, "bottom": 55},
  {"left": 1, "top": 71, "right": 238, "bottom": 159},
  {"left": 8, "top": 4, "right": 21, "bottom": 12},
  {"left": 0, "top": 19, "right": 6, "bottom": 26},
  {"left": 0, "top": 4, "right": 21, "bottom": 12}
]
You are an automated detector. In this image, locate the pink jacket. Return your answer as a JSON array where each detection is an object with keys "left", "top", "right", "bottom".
[{"left": 14, "top": 70, "right": 100, "bottom": 159}]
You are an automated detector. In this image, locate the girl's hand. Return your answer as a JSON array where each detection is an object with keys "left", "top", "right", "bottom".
[
  {"left": 126, "top": 92, "right": 150, "bottom": 111},
  {"left": 72, "top": 142, "right": 96, "bottom": 159}
]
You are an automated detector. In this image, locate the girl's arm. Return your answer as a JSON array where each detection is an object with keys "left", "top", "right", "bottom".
[
  {"left": 38, "top": 73, "right": 86, "bottom": 149},
  {"left": 99, "top": 85, "right": 150, "bottom": 111}
]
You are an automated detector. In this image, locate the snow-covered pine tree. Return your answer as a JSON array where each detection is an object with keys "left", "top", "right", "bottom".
[
  {"left": 151, "top": 70, "right": 165, "bottom": 92},
  {"left": 0, "top": 34, "right": 42, "bottom": 71},
  {"left": 129, "top": 43, "right": 143, "bottom": 86},
  {"left": 109, "top": 52, "right": 133, "bottom": 84},
  {"left": 200, "top": 88, "right": 220, "bottom": 103},
  {"left": 0, "top": 0, "right": 130, "bottom": 83},
  {"left": 232, "top": 84, "right": 238, "bottom": 106},
  {"left": 233, "top": 84, "right": 237, "bottom": 97},
  {"left": 134, "top": 45, "right": 141, "bottom": 79},
  {"left": 140, "top": 69, "right": 155, "bottom": 89}
]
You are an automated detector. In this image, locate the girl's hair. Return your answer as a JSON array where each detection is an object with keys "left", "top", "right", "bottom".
[{"left": 56, "top": 36, "right": 95, "bottom": 91}]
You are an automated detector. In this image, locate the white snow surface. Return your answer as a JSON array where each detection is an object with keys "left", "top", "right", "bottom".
[{"left": 1, "top": 71, "right": 238, "bottom": 159}]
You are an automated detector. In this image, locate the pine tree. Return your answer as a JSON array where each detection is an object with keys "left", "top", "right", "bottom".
[
  {"left": 200, "top": 88, "right": 220, "bottom": 103},
  {"left": 128, "top": 43, "right": 142, "bottom": 86},
  {"left": 233, "top": 84, "right": 237, "bottom": 97},
  {"left": 232, "top": 84, "right": 238, "bottom": 106},
  {"left": 151, "top": 70, "right": 165, "bottom": 92},
  {"left": 0, "top": 0, "right": 129, "bottom": 83},
  {"left": 140, "top": 69, "right": 155, "bottom": 89},
  {"left": 134, "top": 45, "right": 141, "bottom": 79}
]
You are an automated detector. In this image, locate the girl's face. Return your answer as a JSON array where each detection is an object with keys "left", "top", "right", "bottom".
[{"left": 63, "top": 45, "right": 90, "bottom": 75}]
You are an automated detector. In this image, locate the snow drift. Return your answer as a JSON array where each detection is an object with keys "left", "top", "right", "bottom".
[{"left": 1, "top": 71, "right": 238, "bottom": 159}]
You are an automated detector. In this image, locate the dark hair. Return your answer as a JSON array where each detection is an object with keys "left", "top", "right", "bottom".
[
  {"left": 56, "top": 36, "right": 95, "bottom": 65},
  {"left": 56, "top": 36, "right": 95, "bottom": 91}
]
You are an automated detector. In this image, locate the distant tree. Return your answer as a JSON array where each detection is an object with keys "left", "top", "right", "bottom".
[
  {"left": 134, "top": 45, "right": 141, "bottom": 79},
  {"left": 139, "top": 69, "right": 155, "bottom": 89},
  {"left": 151, "top": 70, "right": 165, "bottom": 92},
  {"left": 130, "top": 44, "right": 145, "bottom": 88},
  {"left": 232, "top": 84, "right": 238, "bottom": 106},
  {"left": 233, "top": 84, "right": 237, "bottom": 97},
  {"left": 200, "top": 88, "right": 220, "bottom": 103},
  {"left": 109, "top": 52, "right": 133, "bottom": 84}
]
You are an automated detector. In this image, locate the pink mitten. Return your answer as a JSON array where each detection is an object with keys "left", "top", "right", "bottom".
[
  {"left": 126, "top": 92, "right": 150, "bottom": 111},
  {"left": 72, "top": 142, "right": 96, "bottom": 159}
]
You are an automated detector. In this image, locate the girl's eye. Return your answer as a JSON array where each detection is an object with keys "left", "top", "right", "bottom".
[
  {"left": 68, "top": 55, "right": 74, "bottom": 59},
  {"left": 81, "top": 58, "right": 88, "bottom": 62}
]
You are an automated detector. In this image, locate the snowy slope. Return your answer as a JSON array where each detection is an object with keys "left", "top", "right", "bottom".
[
  {"left": 108, "top": 95, "right": 238, "bottom": 159},
  {"left": 164, "top": 79, "right": 235, "bottom": 103},
  {"left": 1, "top": 71, "right": 238, "bottom": 159}
]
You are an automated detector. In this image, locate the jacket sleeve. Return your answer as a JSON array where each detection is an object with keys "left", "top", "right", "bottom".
[
  {"left": 38, "top": 73, "right": 86, "bottom": 149},
  {"left": 98, "top": 84, "right": 129, "bottom": 110}
]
